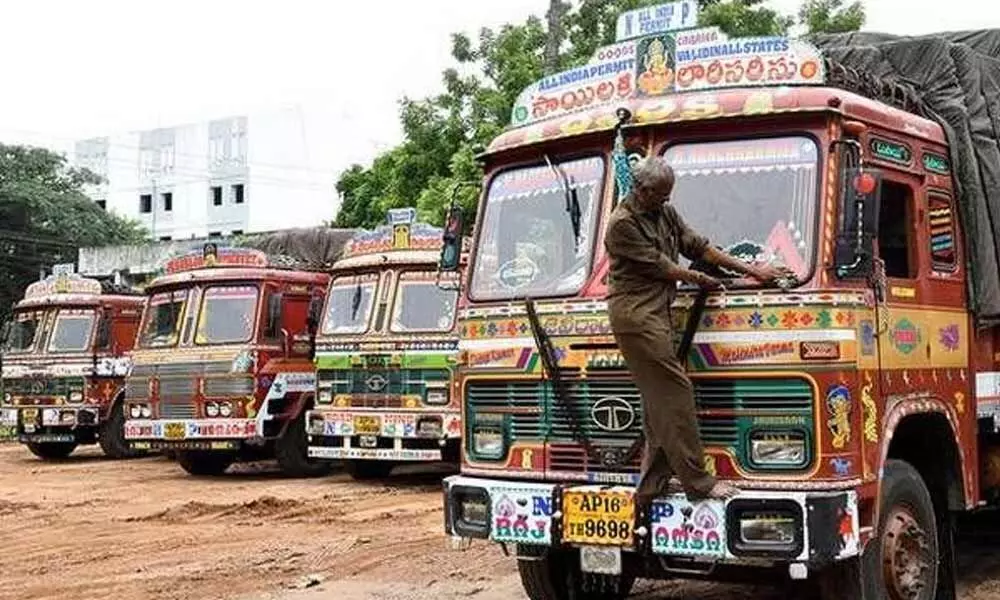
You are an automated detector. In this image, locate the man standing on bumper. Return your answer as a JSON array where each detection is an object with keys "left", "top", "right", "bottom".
[{"left": 605, "top": 157, "right": 784, "bottom": 502}]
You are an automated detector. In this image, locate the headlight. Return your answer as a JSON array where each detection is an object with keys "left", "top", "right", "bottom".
[
  {"left": 140, "top": 405, "right": 152, "bottom": 418},
  {"left": 425, "top": 389, "right": 449, "bottom": 405},
  {"left": 219, "top": 402, "right": 233, "bottom": 417},
  {"left": 60, "top": 411, "right": 76, "bottom": 424},
  {"left": 749, "top": 431, "right": 808, "bottom": 468},
  {"left": 43, "top": 408, "right": 59, "bottom": 423},
  {"left": 129, "top": 404, "right": 142, "bottom": 419},
  {"left": 318, "top": 389, "right": 333, "bottom": 404},
  {"left": 739, "top": 512, "right": 798, "bottom": 545},
  {"left": 471, "top": 414, "right": 505, "bottom": 459},
  {"left": 69, "top": 391, "right": 84, "bottom": 403},
  {"left": 3, "top": 392, "right": 11, "bottom": 404},
  {"left": 205, "top": 402, "right": 220, "bottom": 417},
  {"left": 114, "top": 358, "right": 133, "bottom": 377}
]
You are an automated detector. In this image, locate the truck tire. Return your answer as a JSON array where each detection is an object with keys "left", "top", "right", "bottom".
[
  {"left": 176, "top": 450, "right": 235, "bottom": 476},
  {"left": 26, "top": 442, "right": 77, "bottom": 460},
  {"left": 275, "top": 411, "right": 331, "bottom": 478},
  {"left": 345, "top": 460, "right": 394, "bottom": 480},
  {"left": 516, "top": 546, "right": 635, "bottom": 600},
  {"left": 819, "top": 459, "right": 938, "bottom": 600},
  {"left": 99, "top": 401, "right": 144, "bottom": 459}
]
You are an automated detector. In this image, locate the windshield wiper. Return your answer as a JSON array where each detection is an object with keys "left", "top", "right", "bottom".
[
  {"left": 544, "top": 155, "right": 582, "bottom": 251},
  {"left": 350, "top": 282, "right": 363, "bottom": 321}
]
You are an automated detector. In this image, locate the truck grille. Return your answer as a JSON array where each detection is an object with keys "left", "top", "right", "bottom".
[
  {"left": 4, "top": 377, "right": 85, "bottom": 401},
  {"left": 125, "top": 360, "right": 234, "bottom": 418},
  {"left": 466, "top": 377, "right": 813, "bottom": 473},
  {"left": 318, "top": 368, "right": 449, "bottom": 405}
]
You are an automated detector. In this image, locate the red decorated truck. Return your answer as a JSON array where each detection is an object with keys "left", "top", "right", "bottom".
[
  {"left": 123, "top": 242, "right": 333, "bottom": 477},
  {"left": 0, "top": 268, "right": 144, "bottom": 459},
  {"left": 439, "top": 11, "right": 1000, "bottom": 600}
]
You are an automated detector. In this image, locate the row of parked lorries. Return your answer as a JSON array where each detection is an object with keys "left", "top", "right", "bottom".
[{"left": 0, "top": 208, "right": 464, "bottom": 480}]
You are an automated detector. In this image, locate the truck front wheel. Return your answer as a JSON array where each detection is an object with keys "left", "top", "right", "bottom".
[
  {"left": 176, "top": 450, "right": 236, "bottom": 476},
  {"left": 275, "top": 411, "right": 331, "bottom": 478},
  {"left": 26, "top": 442, "right": 77, "bottom": 460},
  {"left": 99, "top": 401, "right": 144, "bottom": 459},
  {"left": 819, "top": 459, "right": 939, "bottom": 600},
  {"left": 516, "top": 546, "right": 634, "bottom": 600}
]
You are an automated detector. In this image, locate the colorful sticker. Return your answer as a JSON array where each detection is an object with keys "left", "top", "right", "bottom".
[
  {"left": 635, "top": 34, "right": 677, "bottom": 96},
  {"left": 939, "top": 324, "right": 960, "bottom": 352},
  {"left": 890, "top": 319, "right": 921, "bottom": 354},
  {"left": 826, "top": 385, "right": 852, "bottom": 450},
  {"left": 955, "top": 391, "right": 966, "bottom": 415},
  {"left": 859, "top": 320, "right": 875, "bottom": 356},
  {"left": 650, "top": 498, "right": 726, "bottom": 557},
  {"left": 830, "top": 457, "right": 852, "bottom": 477},
  {"left": 861, "top": 374, "right": 878, "bottom": 443},
  {"left": 489, "top": 485, "right": 555, "bottom": 545}
]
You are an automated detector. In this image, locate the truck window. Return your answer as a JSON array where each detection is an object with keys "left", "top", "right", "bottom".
[
  {"left": 877, "top": 180, "right": 915, "bottom": 279},
  {"left": 928, "top": 194, "right": 957, "bottom": 271}
]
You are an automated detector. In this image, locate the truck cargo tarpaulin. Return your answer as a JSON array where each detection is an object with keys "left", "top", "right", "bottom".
[{"left": 810, "top": 30, "right": 1000, "bottom": 326}]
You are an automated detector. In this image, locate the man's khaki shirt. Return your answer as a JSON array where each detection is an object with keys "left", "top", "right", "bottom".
[{"left": 605, "top": 196, "right": 710, "bottom": 333}]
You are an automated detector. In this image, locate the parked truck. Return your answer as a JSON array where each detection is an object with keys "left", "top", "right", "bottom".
[
  {"left": 123, "top": 239, "right": 340, "bottom": 477},
  {"left": 305, "top": 208, "right": 466, "bottom": 479},
  {"left": 0, "top": 268, "right": 144, "bottom": 459},
  {"left": 439, "top": 10, "right": 1000, "bottom": 600}
]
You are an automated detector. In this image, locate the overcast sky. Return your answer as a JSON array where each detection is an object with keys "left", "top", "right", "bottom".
[{"left": 1, "top": 0, "right": 998, "bottom": 197}]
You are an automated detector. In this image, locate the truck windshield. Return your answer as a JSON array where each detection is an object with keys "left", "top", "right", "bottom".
[
  {"left": 469, "top": 156, "right": 605, "bottom": 301},
  {"left": 664, "top": 136, "right": 820, "bottom": 281},
  {"left": 5, "top": 310, "right": 44, "bottom": 353},
  {"left": 47, "top": 309, "right": 96, "bottom": 352},
  {"left": 195, "top": 285, "right": 259, "bottom": 345},
  {"left": 140, "top": 290, "right": 187, "bottom": 348},
  {"left": 321, "top": 275, "right": 377, "bottom": 335},
  {"left": 390, "top": 273, "right": 458, "bottom": 333}
]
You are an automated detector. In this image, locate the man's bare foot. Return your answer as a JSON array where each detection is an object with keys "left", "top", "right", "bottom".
[{"left": 706, "top": 481, "right": 740, "bottom": 499}]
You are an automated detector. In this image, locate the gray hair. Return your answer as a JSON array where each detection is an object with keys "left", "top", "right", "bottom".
[{"left": 632, "top": 157, "right": 674, "bottom": 191}]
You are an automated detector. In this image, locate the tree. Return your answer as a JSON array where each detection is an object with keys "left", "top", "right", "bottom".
[
  {"left": 335, "top": 0, "right": 866, "bottom": 231},
  {"left": 0, "top": 144, "right": 145, "bottom": 319},
  {"left": 799, "top": 0, "right": 865, "bottom": 34}
]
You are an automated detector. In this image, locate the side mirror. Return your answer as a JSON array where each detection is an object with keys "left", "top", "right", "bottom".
[
  {"left": 95, "top": 309, "right": 112, "bottom": 350},
  {"left": 439, "top": 205, "right": 464, "bottom": 272},
  {"left": 306, "top": 295, "right": 323, "bottom": 336},
  {"left": 834, "top": 168, "right": 882, "bottom": 278},
  {"left": 265, "top": 294, "right": 283, "bottom": 340}
]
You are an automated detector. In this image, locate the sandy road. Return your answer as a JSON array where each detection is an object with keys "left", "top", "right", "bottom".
[{"left": 2, "top": 444, "right": 1000, "bottom": 600}]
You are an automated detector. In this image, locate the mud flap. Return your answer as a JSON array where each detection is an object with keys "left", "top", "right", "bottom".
[{"left": 936, "top": 509, "right": 957, "bottom": 600}]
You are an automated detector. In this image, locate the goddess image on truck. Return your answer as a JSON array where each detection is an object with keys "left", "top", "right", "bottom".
[
  {"left": 441, "top": 8, "right": 1000, "bottom": 600},
  {"left": 0, "top": 268, "right": 144, "bottom": 460},
  {"left": 123, "top": 242, "right": 333, "bottom": 477},
  {"left": 306, "top": 208, "right": 465, "bottom": 479}
]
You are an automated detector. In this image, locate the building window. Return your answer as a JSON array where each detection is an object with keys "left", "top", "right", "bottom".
[
  {"left": 231, "top": 229, "right": 244, "bottom": 236},
  {"left": 162, "top": 192, "right": 173, "bottom": 212},
  {"left": 159, "top": 236, "right": 172, "bottom": 242},
  {"left": 95, "top": 199, "right": 107, "bottom": 210},
  {"left": 233, "top": 183, "right": 245, "bottom": 204},
  {"left": 211, "top": 186, "right": 223, "bottom": 206},
  {"left": 139, "top": 194, "right": 153, "bottom": 214},
  {"left": 208, "top": 231, "right": 222, "bottom": 238}
]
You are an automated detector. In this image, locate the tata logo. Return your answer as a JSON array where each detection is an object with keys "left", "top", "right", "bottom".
[
  {"left": 365, "top": 374, "right": 388, "bottom": 393},
  {"left": 590, "top": 397, "right": 635, "bottom": 433}
]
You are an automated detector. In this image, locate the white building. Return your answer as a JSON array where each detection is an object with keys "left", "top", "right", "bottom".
[{"left": 72, "top": 107, "right": 337, "bottom": 241}]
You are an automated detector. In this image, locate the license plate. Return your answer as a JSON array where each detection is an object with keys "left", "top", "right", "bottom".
[
  {"left": 650, "top": 497, "right": 727, "bottom": 558},
  {"left": 164, "top": 422, "right": 186, "bottom": 440},
  {"left": 562, "top": 490, "right": 635, "bottom": 546},
  {"left": 354, "top": 415, "right": 381, "bottom": 435},
  {"left": 579, "top": 546, "right": 622, "bottom": 575}
]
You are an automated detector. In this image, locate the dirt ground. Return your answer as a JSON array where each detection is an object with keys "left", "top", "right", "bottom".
[{"left": 2, "top": 444, "right": 1000, "bottom": 600}]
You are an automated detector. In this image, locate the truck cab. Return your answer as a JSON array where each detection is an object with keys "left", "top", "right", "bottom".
[
  {"left": 0, "top": 270, "right": 143, "bottom": 459},
  {"left": 123, "top": 244, "right": 331, "bottom": 477},
  {"left": 439, "top": 11, "right": 988, "bottom": 600},
  {"left": 305, "top": 208, "right": 466, "bottom": 479}
]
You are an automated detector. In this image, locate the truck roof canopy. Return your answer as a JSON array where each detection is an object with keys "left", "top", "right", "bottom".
[{"left": 813, "top": 30, "right": 1000, "bottom": 326}]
